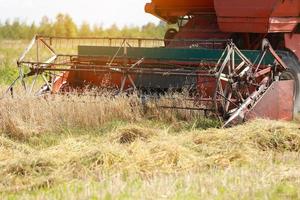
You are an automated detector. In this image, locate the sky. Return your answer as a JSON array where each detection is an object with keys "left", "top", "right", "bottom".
[{"left": 0, "top": 0, "right": 159, "bottom": 27}]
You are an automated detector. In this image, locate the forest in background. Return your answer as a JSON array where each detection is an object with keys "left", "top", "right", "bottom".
[
  {"left": 0, "top": 14, "right": 174, "bottom": 84},
  {"left": 0, "top": 13, "right": 172, "bottom": 39}
]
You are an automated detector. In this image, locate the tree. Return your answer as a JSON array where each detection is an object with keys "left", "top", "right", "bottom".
[
  {"left": 141, "top": 22, "right": 157, "bottom": 37},
  {"left": 39, "top": 16, "right": 54, "bottom": 36},
  {"left": 1, "top": 20, "right": 10, "bottom": 39},
  {"left": 121, "top": 25, "right": 141, "bottom": 37},
  {"left": 12, "top": 20, "right": 22, "bottom": 39},
  {"left": 53, "top": 14, "right": 67, "bottom": 36},
  {"left": 93, "top": 24, "right": 103, "bottom": 37},
  {"left": 79, "top": 21, "right": 91, "bottom": 37},
  {"left": 25, "top": 22, "right": 37, "bottom": 39},
  {"left": 0, "top": 15, "right": 170, "bottom": 40},
  {"left": 106, "top": 24, "right": 119, "bottom": 37},
  {"left": 64, "top": 14, "right": 77, "bottom": 37}
]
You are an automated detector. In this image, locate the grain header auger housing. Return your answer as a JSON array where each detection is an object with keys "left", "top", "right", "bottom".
[{"left": 4, "top": 0, "right": 299, "bottom": 127}]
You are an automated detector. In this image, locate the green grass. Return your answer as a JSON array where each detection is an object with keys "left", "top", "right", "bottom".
[
  {"left": 3, "top": 175, "right": 299, "bottom": 200},
  {"left": 0, "top": 40, "right": 28, "bottom": 85}
]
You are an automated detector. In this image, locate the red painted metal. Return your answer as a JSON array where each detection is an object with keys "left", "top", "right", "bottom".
[
  {"left": 169, "top": 16, "right": 230, "bottom": 45},
  {"left": 52, "top": 71, "right": 132, "bottom": 93},
  {"left": 214, "top": 0, "right": 299, "bottom": 33},
  {"left": 245, "top": 80, "right": 295, "bottom": 121},
  {"left": 146, "top": 0, "right": 300, "bottom": 33},
  {"left": 145, "top": 0, "right": 214, "bottom": 23}
]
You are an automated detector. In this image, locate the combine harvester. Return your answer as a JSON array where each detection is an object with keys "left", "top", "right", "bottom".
[{"left": 6, "top": 0, "right": 300, "bottom": 127}]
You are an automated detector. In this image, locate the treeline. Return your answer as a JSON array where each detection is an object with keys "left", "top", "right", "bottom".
[{"left": 0, "top": 14, "right": 171, "bottom": 40}]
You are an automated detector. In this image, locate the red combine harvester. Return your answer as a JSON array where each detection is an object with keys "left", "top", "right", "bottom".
[
  {"left": 5, "top": 0, "right": 300, "bottom": 127},
  {"left": 145, "top": 0, "right": 300, "bottom": 110}
]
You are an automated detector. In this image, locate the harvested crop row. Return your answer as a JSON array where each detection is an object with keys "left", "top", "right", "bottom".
[{"left": 0, "top": 119, "right": 299, "bottom": 193}]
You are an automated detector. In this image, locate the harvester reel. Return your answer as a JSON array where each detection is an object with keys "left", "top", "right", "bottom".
[
  {"left": 4, "top": 36, "right": 294, "bottom": 127},
  {"left": 214, "top": 42, "right": 254, "bottom": 119},
  {"left": 215, "top": 40, "right": 290, "bottom": 127}
]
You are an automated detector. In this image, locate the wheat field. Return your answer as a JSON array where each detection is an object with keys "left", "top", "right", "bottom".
[{"left": 0, "top": 40, "right": 300, "bottom": 199}]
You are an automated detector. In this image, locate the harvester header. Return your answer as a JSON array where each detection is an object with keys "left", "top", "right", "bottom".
[{"left": 3, "top": 0, "right": 300, "bottom": 127}]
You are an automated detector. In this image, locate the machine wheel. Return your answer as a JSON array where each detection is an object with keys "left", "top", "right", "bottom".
[
  {"left": 278, "top": 51, "right": 300, "bottom": 114},
  {"left": 164, "top": 28, "right": 178, "bottom": 46}
]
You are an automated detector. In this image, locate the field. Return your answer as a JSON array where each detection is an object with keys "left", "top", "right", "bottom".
[{"left": 0, "top": 40, "right": 300, "bottom": 199}]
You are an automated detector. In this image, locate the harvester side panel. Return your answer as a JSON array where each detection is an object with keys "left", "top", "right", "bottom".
[
  {"left": 215, "top": 0, "right": 299, "bottom": 33},
  {"left": 245, "top": 80, "right": 295, "bottom": 121}
]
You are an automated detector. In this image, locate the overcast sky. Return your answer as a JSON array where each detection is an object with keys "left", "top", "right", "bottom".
[{"left": 0, "top": 0, "right": 159, "bottom": 27}]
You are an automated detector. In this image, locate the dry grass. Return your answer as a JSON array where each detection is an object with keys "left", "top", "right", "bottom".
[
  {"left": 0, "top": 93, "right": 299, "bottom": 199},
  {"left": 0, "top": 92, "right": 208, "bottom": 140},
  {"left": 0, "top": 93, "right": 131, "bottom": 139},
  {"left": 113, "top": 125, "right": 157, "bottom": 144},
  {"left": 0, "top": 118, "right": 299, "bottom": 198},
  {"left": 0, "top": 93, "right": 140, "bottom": 139}
]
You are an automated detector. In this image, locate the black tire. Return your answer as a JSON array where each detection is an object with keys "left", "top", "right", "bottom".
[
  {"left": 278, "top": 51, "right": 300, "bottom": 114},
  {"left": 164, "top": 28, "right": 178, "bottom": 47}
]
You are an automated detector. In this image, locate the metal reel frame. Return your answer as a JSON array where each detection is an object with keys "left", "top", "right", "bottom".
[{"left": 214, "top": 39, "right": 288, "bottom": 127}]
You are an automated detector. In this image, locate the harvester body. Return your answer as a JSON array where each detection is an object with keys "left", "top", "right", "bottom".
[
  {"left": 146, "top": 0, "right": 300, "bottom": 115},
  {"left": 6, "top": 0, "right": 300, "bottom": 126},
  {"left": 145, "top": 0, "right": 299, "bottom": 33}
]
